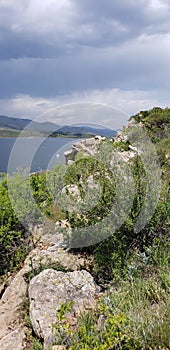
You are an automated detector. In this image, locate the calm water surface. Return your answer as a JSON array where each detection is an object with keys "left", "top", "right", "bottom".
[{"left": 0, "top": 137, "right": 76, "bottom": 174}]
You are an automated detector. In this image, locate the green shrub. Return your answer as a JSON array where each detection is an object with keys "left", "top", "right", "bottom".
[{"left": 0, "top": 176, "right": 32, "bottom": 275}]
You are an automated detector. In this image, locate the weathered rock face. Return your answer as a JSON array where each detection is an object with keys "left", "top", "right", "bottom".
[
  {"left": 63, "top": 130, "right": 138, "bottom": 171},
  {"left": 0, "top": 327, "right": 27, "bottom": 350},
  {"left": 64, "top": 136, "right": 104, "bottom": 164},
  {"left": 29, "top": 269, "right": 100, "bottom": 349},
  {"left": 0, "top": 228, "right": 89, "bottom": 350},
  {"left": 23, "top": 226, "right": 85, "bottom": 272},
  {"left": 0, "top": 270, "right": 27, "bottom": 350},
  {"left": 114, "top": 130, "right": 128, "bottom": 143},
  {"left": 110, "top": 149, "right": 136, "bottom": 164},
  {"left": 24, "top": 244, "right": 85, "bottom": 272}
]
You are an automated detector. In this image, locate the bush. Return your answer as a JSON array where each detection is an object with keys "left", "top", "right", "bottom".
[{"left": 0, "top": 176, "right": 32, "bottom": 275}]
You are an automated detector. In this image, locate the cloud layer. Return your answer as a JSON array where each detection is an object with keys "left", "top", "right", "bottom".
[{"left": 0, "top": 0, "right": 170, "bottom": 126}]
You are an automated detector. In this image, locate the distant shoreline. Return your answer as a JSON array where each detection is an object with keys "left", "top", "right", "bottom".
[{"left": 0, "top": 132, "right": 97, "bottom": 139}]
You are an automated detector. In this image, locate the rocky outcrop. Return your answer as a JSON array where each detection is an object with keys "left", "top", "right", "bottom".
[
  {"left": 63, "top": 128, "right": 139, "bottom": 168},
  {"left": 64, "top": 136, "right": 105, "bottom": 164},
  {"left": 0, "top": 227, "right": 96, "bottom": 350},
  {"left": 114, "top": 130, "right": 128, "bottom": 143},
  {"left": 24, "top": 243, "right": 85, "bottom": 273},
  {"left": 0, "top": 270, "right": 27, "bottom": 350},
  {"left": 111, "top": 149, "right": 136, "bottom": 164},
  {"left": 0, "top": 328, "right": 27, "bottom": 350},
  {"left": 29, "top": 269, "right": 101, "bottom": 349}
]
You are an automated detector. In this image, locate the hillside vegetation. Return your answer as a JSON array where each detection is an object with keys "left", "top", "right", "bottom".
[{"left": 0, "top": 107, "right": 169, "bottom": 349}]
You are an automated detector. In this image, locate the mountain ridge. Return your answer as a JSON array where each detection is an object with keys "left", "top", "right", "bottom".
[{"left": 0, "top": 114, "right": 117, "bottom": 137}]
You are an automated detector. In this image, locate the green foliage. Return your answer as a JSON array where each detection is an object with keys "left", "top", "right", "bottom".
[
  {"left": 111, "top": 140, "right": 130, "bottom": 151},
  {"left": 0, "top": 176, "right": 31, "bottom": 275},
  {"left": 90, "top": 113, "right": 170, "bottom": 285},
  {"left": 156, "top": 137, "right": 170, "bottom": 167},
  {"left": 131, "top": 107, "right": 170, "bottom": 142},
  {"left": 93, "top": 182, "right": 169, "bottom": 286},
  {"left": 52, "top": 301, "right": 74, "bottom": 347},
  {"left": 30, "top": 172, "right": 50, "bottom": 206},
  {"left": 63, "top": 156, "right": 116, "bottom": 228},
  {"left": 0, "top": 164, "right": 67, "bottom": 276},
  {"left": 30, "top": 171, "right": 63, "bottom": 220},
  {"left": 51, "top": 300, "right": 137, "bottom": 349},
  {"left": 7, "top": 171, "right": 42, "bottom": 226},
  {"left": 39, "top": 165, "right": 66, "bottom": 220},
  {"left": 32, "top": 338, "right": 43, "bottom": 350},
  {"left": 68, "top": 311, "right": 138, "bottom": 350}
]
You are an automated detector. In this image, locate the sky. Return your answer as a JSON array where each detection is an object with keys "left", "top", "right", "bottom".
[{"left": 0, "top": 0, "right": 170, "bottom": 128}]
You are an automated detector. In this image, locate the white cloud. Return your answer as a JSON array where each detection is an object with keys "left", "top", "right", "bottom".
[
  {"left": 149, "top": 0, "right": 168, "bottom": 9},
  {"left": 2, "top": 0, "right": 72, "bottom": 37},
  {"left": 0, "top": 88, "right": 169, "bottom": 129}
]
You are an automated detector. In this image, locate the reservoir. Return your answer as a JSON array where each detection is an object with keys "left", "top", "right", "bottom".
[{"left": 0, "top": 137, "right": 76, "bottom": 174}]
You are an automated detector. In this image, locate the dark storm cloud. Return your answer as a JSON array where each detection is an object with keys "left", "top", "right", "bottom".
[
  {"left": 0, "top": 27, "right": 59, "bottom": 60},
  {"left": 0, "top": 35, "right": 169, "bottom": 99},
  {"left": 0, "top": 0, "right": 170, "bottom": 102},
  {"left": 68, "top": 0, "right": 170, "bottom": 46},
  {"left": 0, "top": 0, "right": 169, "bottom": 60}
]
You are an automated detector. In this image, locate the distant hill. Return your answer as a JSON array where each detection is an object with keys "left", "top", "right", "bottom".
[
  {"left": 0, "top": 115, "right": 58, "bottom": 132},
  {"left": 55, "top": 125, "right": 116, "bottom": 137},
  {"left": 0, "top": 115, "right": 117, "bottom": 137}
]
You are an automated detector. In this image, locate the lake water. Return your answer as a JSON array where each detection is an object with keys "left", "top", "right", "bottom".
[{"left": 0, "top": 137, "right": 76, "bottom": 174}]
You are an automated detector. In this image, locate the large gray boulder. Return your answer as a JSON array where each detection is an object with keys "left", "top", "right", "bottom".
[{"left": 29, "top": 269, "right": 101, "bottom": 349}]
